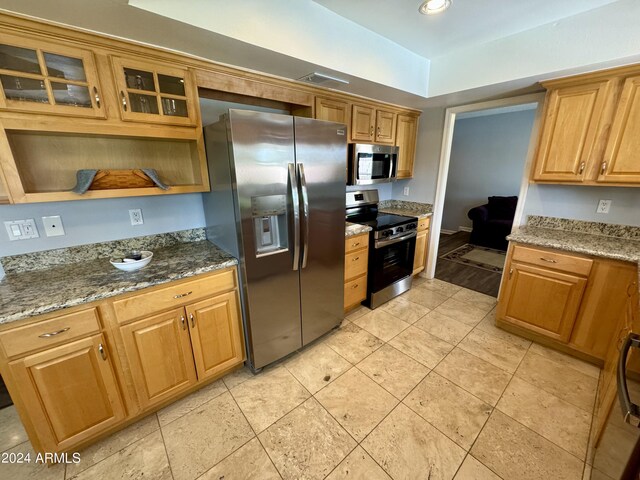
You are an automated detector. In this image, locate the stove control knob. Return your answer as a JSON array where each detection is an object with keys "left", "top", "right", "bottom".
[
  {"left": 381, "top": 230, "right": 391, "bottom": 238},
  {"left": 396, "top": 226, "right": 404, "bottom": 233},
  {"left": 407, "top": 223, "right": 417, "bottom": 230}
]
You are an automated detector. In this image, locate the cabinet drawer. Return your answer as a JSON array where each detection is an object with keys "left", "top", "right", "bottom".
[
  {"left": 112, "top": 269, "right": 237, "bottom": 324},
  {"left": 345, "top": 234, "right": 369, "bottom": 254},
  {"left": 344, "top": 275, "right": 367, "bottom": 309},
  {"left": 512, "top": 245, "right": 593, "bottom": 276},
  {"left": 0, "top": 308, "right": 100, "bottom": 359},
  {"left": 418, "top": 217, "right": 431, "bottom": 232},
  {"left": 345, "top": 250, "right": 368, "bottom": 281}
]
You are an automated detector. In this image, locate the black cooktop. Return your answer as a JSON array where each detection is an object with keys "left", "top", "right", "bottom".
[{"left": 349, "top": 213, "right": 418, "bottom": 231}]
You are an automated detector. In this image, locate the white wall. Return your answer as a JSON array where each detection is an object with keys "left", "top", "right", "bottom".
[
  {"left": 392, "top": 107, "right": 446, "bottom": 203},
  {"left": 523, "top": 185, "right": 640, "bottom": 227},
  {"left": 442, "top": 110, "right": 535, "bottom": 231},
  {"left": 0, "top": 194, "right": 205, "bottom": 256}
]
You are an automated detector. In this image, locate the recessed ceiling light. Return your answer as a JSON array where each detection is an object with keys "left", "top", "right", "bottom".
[{"left": 418, "top": 0, "right": 451, "bottom": 15}]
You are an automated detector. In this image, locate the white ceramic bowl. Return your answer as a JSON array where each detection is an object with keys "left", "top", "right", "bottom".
[{"left": 110, "top": 251, "right": 153, "bottom": 272}]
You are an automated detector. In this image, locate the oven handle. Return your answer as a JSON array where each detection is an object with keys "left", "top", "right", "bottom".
[
  {"left": 618, "top": 332, "right": 640, "bottom": 427},
  {"left": 375, "top": 231, "right": 416, "bottom": 249}
]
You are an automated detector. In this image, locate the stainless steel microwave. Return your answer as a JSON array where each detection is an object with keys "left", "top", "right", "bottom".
[{"left": 348, "top": 144, "right": 399, "bottom": 185}]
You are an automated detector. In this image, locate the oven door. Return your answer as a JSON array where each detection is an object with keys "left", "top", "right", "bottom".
[
  {"left": 349, "top": 144, "right": 397, "bottom": 185},
  {"left": 369, "top": 232, "right": 416, "bottom": 293}
]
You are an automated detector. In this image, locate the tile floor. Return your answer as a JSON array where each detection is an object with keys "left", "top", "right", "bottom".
[{"left": 0, "top": 277, "right": 601, "bottom": 480}]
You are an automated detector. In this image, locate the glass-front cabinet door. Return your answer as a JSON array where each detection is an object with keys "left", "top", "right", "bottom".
[
  {"left": 111, "top": 56, "right": 197, "bottom": 126},
  {"left": 0, "top": 33, "right": 105, "bottom": 118}
]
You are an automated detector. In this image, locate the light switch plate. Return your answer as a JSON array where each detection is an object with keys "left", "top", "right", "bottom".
[
  {"left": 129, "top": 209, "right": 144, "bottom": 225},
  {"left": 596, "top": 199, "right": 612, "bottom": 214},
  {"left": 4, "top": 219, "right": 39, "bottom": 241},
  {"left": 42, "top": 216, "right": 65, "bottom": 237}
]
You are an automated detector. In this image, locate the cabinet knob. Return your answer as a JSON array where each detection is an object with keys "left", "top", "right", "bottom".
[
  {"left": 98, "top": 343, "right": 107, "bottom": 361},
  {"left": 180, "top": 316, "right": 187, "bottom": 330},
  {"left": 93, "top": 86, "right": 101, "bottom": 108},
  {"left": 601, "top": 161, "right": 607, "bottom": 175},
  {"left": 370, "top": 126, "right": 374, "bottom": 136},
  {"left": 509, "top": 268, "right": 513, "bottom": 279},
  {"left": 190, "top": 313, "right": 195, "bottom": 328},
  {"left": 578, "top": 161, "right": 585, "bottom": 175},
  {"left": 120, "top": 91, "right": 128, "bottom": 111}
]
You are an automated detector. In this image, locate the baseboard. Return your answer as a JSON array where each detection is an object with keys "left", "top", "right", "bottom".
[
  {"left": 440, "top": 229, "right": 457, "bottom": 235},
  {"left": 458, "top": 226, "right": 472, "bottom": 232}
]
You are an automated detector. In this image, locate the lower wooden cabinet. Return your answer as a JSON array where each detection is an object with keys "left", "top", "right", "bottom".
[
  {"left": 344, "top": 233, "right": 369, "bottom": 311},
  {"left": 412, "top": 217, "right": 430, "bottom": 276},
  {"left": 120, "top": 308, "right": 197, "bottom": 409},
  {"left": 8, "top": 334, "right": 125, "bottom": 452},
  {"left": 497, "top": 243, "right": 637, "bottom": 362}
]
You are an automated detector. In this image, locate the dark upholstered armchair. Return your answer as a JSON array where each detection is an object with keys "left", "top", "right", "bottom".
[{"left": 467, "top": 196, "right": 518, "bottom": 251}]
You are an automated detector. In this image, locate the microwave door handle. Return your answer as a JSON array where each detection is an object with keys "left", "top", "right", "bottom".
[
  {"left": 288, "top": 163, "right": 301, "bottom": 271},
  {"left": 298, "top": 163, "right": 310, "bottom": 269},
  {"left": 618, "top": 332, "right": 640, "bottom": 427}
]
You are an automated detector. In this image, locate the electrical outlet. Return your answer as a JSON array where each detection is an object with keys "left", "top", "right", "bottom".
[
  {"left": 596, "top": 199, "right": 612, "bottom": 214},
  {"left": 42, "top": 216, "right": 65, "bottom": 237},
  {"left": 129, "top": 209, "right": 144, "bottom": 225},
  {"left": 403, "top": 187, "right": 410, "bottom": 196},
  {"left": 4, "top": 219, "right": 39, "bottom": 241}
]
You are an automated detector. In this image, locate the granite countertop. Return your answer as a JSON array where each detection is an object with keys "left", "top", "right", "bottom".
[
  {"left": 0, "top": 241, "right": 237, "bottom": 326},
  {"left": 507, "top": 226, "right": 640, "bottom": 264},
  {"left": 378, "top": 200, "right": 433, "bottom": 219},
  {"left": 345, "top": 222, "right": 372, "bottom": 237}
]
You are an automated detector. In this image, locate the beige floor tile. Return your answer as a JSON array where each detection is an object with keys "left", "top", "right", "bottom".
[
  {"left": 403, "top": 286, "right": 450, "bottom": 310},
  {"left": 259, "top": 398, "right": 356, "bottom": 480},
  {"left": 326, "top": 446, "right": 392, "bottom": 480},
  {"left": 66, "top": 413, "right": 159, "bottom": 477},
  {"left": 454, "top": 455, "right": 501, "bottom": 480},
  {"left": 404, "top": 372, "right": 492, "bottom": 450},
  {"left": 231, "top": 367, "right": 310, "bottom": 433},
  {"left": 362, "top": 403, "right": 466, "bottom": 480},
  {"left": 516, "top": 351, "right": 598, "bottom": 413},
  {"left": 451, "top": 288, "right": 497, "bottom": 311},
  {"left": 200, "top": 438, "right": 280, "bottom": 480},
  {"left": 412, "top": 276, "right": 428, "bottom": 287},
  {"left": 417, "top": 278, "right": 463, "bottom": 297},
  {"left": 157, "top": 380, "right": 227, "bottom": 426},
  {"left": 162, "top": 391, "right": 254, "bottom": 480},
  {"left": 414, "top": 310, "right": 473, "bottom": 345},
  {"left": 352, "top": 309, "right": 411, "bottom": 342},
  {"left": 345, "top": 306, "right": 371, "bottom": 322},
  {"left": 285, "top": 343, "right": 352, "bottom": 394},
  {"left": 381, "top": 296, "right": 430, "bottom": 324},
  {"left": 0, "top": 405, "right": 28, "bottom": 453},
  {"left": 497, "top": 376, "right": 591, "bottom": 459},
  {"left": 389, "top": 326, "right": 454, "bottom": 368},
  {"left": 316, "top": 368, "right": 398, "bottom": 442},
  {"left": 0, "top": 442, "right": 65, "bottom": 480},
  {"left": 70, "top": 430, "right": 171, "bottom": 480},
  {"left": 434, "top": 348, "right": 512, "bottom": 406},
  {"left": 471, "top": 410, "right": 584, "bottom": 480},
  {"left": 458, "top": 328, "right": 528, "bottom": 373},
  {"left": 433, "top": 298, "right": 489, "bottom": 327},
  {"left": 356, "top": 344, "right": 430, "bottom": 399},
  {"left": 324, "top": 321, "right": 384, "bottom": 364},
  {"left": 474, "top": 316, "right": 532, "bottom": 349},
  {"left": 528, "top": 343, "right": 601, "bottom": 379},
  {"left": 223, "top": 365, "right": 255, "bottom": 390}
]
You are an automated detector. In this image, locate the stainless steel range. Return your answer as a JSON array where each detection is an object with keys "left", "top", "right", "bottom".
[{"left": 346, "top": 190, "right": 418, "bottom": 309}]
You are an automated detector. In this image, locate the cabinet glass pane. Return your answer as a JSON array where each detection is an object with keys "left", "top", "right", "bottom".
[
  {"left": 0, "top": 44, "right": 41, "bottom": 74},
  {"left": 43, "top": 53, "right": 87, "bottom": 82},
  {"left": 129, "top": 93, "right": 159, "bottom": 114},
  {"left": 161, "top": 97, "right": 188, "bottom": 117},
  {"left": 124, "top": 68, "right": 155, "bottom": 91},
  {"left": 158, "top": 74, "right": 185, "bottom": 96},
  {"left": 51, "top": 82, "right": 91, "bottom": 108},
  {"left": 0, "top": 75, "right": 48, "bottom": 103}
]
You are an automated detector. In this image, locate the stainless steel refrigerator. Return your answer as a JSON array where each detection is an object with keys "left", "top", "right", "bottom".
[{"left": 202, "top": 109, "right": 347, "bottom": 371}]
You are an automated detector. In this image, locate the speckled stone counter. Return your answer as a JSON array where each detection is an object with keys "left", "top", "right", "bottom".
[
  {"left": 378, "top": 200, "right": 433, "bottom": 219},
  {"left": 345, "top": 222, "right": 372, "bottom": 237},
  {"left": 0, "top": 241, "right": 237, "bottom": 325}
]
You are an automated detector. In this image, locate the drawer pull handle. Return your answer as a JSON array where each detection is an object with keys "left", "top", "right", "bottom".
[
  {"left": 180, "top": 316, "right": 187, "bottom": 330},
  {"left": 174, "top": 291, "right": 193, "bottom": 299},
  {"left": 352, "top": 242, "right": 360, "bottom": 247},
  {"left": 352, "top": 257, "right": 359, "bottom": 261},
  {"left": 93, "top": 86, "right": 101, "bottom": 108},
  {"left": 351, "top": 284, "right": 359, "bottom": 289},
  {"left": 190, "top": 313, "right": 195, "bottom": 328},
  {"left": 539, "top": 257, "right": 557, "bottom": 263},
  {"left": 509, "top": 268, "right": 513, "bottom": 279},
  {"left": 38, "top": 327, "right": 70, "bottom": 338},
  {"left": 601, "top": 161, "right": 607, "bottom": 175},
  {"left": 98, "top": 343, "right": 107, "bottom": 361},
  {"left": 578, "top": 161, "right": 585, "bottom": 174}
]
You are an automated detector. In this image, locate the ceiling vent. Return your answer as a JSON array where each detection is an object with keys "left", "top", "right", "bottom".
[{"left": 297, "top": 72, "right": 349, "bottom": 88}]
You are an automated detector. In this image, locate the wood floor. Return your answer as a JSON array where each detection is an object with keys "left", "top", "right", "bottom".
[{"left": 434, "top": 232, "right": 503, "bottom": 297}]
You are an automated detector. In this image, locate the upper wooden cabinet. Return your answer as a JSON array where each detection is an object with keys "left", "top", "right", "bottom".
[
  {"left": 532, "top": 65, "right": 640, "bottom": 186},
  {"left": 111, "top": 56, "right": 198, "bottom": 126},
  {"left": 315, "top": 96, "right": 349, "bottom": 126},
  {"left": 396, "top": 114, "right": 419, "bottom": 179},
  {"left": 375, "top": 109, "right": 396, "bottom": 144},
  {"left": 351, "top": 104, "right": 375, "bottom": 142},
  {"left": 0, "top": 33, "right": 105, "bottom": 118}
]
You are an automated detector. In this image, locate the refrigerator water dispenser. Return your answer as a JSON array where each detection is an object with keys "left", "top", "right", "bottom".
[{"left": 251, "top": 195, "right": 287, "bottom": 256}]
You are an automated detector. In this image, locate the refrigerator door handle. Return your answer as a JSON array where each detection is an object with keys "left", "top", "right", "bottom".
[
  {"left": 289, "top": 163, "right": 301, "bottom": 270},
  {"left": 298, "top": 163, "right": 310, "bottom": 269},
  {"left": 618, "top": 332, "right": 640, "bottom": 427}
]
